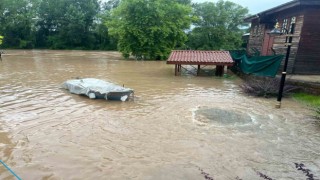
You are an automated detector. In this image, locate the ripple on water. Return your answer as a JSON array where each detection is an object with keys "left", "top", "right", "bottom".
[
  {"left": 1, "top": 112, "right": 39, "bottom": 122},
  {"left": 0, "top": 96, "right": 18, "bottom": 103},
  {"left": 1, "top": 50, "right": 320, "bottom": 179},
  {"left": 192, "top": 106, "right": 268, "bottom": 133}
]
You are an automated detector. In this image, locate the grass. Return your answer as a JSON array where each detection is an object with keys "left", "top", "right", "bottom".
[
  {"left": 292, "top": 93, "right": 320, "bottom": 119},
  {"left": 292, "top": 93, "right": 320, "bottom": 107}
]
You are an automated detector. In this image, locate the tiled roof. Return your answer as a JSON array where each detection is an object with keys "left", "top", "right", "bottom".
[{"left": 167, "top": 50, "right": 234, "bottom": 65}]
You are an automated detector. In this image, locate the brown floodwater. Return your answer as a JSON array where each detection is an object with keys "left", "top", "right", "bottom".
[{"left": 0, "top": 50, "right": 319, "bottom": 179}]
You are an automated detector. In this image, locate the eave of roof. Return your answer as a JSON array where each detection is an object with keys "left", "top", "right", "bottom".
[{"left": 244, "top": 0, "right": 320, "bottom": 22}]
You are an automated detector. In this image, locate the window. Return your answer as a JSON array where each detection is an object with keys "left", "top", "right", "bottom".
[
  {"left": 252, "top": 25, "right": 263, "bottom": 36},
  {"left": 291, "top": 16, "right": 296, "bottom": 23},
  {"left": 281, "top": 16, "right": 296, "bottom": 33},
  {"left": 257, "top": 25, "right": 263, "bottom": 35},
  {"left": 289, "top": 16, "right": 296, "bottom": 32},
  {"left": 282, "top": 18, "right": 288, "bottom": 33},
  {"left": 252, "top": 25, "right": 258, "bottom": 36}
]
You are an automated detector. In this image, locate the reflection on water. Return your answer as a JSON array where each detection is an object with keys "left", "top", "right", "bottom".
[{"left": 0, "top": 50, "right": 319, "bottom": 179}]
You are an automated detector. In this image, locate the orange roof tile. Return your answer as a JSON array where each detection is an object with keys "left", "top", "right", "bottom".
[{"left": 167, "top": 50, "right": 234, "bottom": 66}]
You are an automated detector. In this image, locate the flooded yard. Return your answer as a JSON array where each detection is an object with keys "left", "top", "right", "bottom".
[{"left": 0, "top": 50, "right": 319, "bottom": 179}]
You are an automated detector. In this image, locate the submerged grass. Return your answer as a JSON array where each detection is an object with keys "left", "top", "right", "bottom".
[
  {"left": 292, "top": 93, "right": 320, "bottom": 119},
  {"left": 292, "top": 93, "right": 320, "bottom": 107}
]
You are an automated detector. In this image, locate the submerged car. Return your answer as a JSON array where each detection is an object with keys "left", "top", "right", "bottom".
[{"left": 62, "top": 78, "right": 134, "bottom": 101}]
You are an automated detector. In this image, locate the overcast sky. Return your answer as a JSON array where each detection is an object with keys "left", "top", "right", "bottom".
[{"left": 192, "top": 0, "right": 292, "bottom": 14}]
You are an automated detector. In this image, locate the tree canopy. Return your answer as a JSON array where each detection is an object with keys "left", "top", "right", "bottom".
[
  {"left": 187, "top": 1, "right": 249, "bottom": 50},
  {"left": 35, "top": 0, "right": 100, "bottom": 49},
  {"left": 0, "top": 0, "right": 249, "bottom": 58},
  {"left": 106, "top": 0, "right": 193, "bottom": 60},
  {"left": 0, "top": 0, "right": 38, "bottom": 48},
  {"left": 0, "top": 0, "right": 117, "bottom": 50}
]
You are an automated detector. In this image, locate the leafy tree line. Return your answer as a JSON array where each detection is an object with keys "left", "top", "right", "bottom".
[
  {"left": 0, "top": 0, "right": 117, "bottom": 50},
  {"left": 188, "top": 1, "right": 249, "bottom": 50},
  {"left": 0, "top": 0, "right": 249, "bottom": 59}
]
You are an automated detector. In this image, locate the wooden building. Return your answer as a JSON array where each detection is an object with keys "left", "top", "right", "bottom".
[{"left": 244, "top": 0, "right": 320, "bottom": 74}]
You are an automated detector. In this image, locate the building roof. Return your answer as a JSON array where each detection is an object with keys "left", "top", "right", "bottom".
[
  {"left": 166, "top": 50, "right": 234, "bottom": 66},
  {"left": 244, "top": 0, "right": 320, "bottom": 22}
]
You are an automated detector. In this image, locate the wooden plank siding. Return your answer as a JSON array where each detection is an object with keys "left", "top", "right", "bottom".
[
  {"left": 247, "top": 20, "right": 265, "bottom": 56},
  {"left": 294, "top": 7, "right": 320, "bottom": 74},
  {"left": 272, "top": 13, "right": 304, "bottom": 74},
  {"left": 245, "top": 1, "right": 320, "bottom": 74},
  {"left": 247, "top": 9, "right": 304, "bottom": 74}
]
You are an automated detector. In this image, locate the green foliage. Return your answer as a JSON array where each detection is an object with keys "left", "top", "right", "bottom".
[
  {"left": 0, "top": 0, "right": 38, "bottom": 49},
  {"left": 187, "top": 0, "right": 249, "bottom": 50},
  {"left": 106, "top": 0, "right": 193, "bottom": 60},
  {"left": 35, "top": 0, "right": 100, "bottom": 49},
  {"left": 0, "top": 0, "right": 248, "bottom": 52},
  {"left": 0, "top": 0, "right": 117, "bottom": 50},
  {"left": 292, "top": 93, "right": 320, "bottom": 107},
  {"left": 0, "top": 35, "right": 3, "bottom": 45},
  {"left": 92, "top": 3, "right": 119, "bottom": 50}
]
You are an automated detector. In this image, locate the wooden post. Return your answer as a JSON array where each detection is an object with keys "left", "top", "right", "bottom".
[
  {"left": 197, "top": 65, "right": 200, "bottom": 76},
  {"left": 215, "top": 65, "right": 224, "bottom": 76},
  {"left": 215, "top": 66, "right": 219, "bottom": 76},
  {"left": 175, "top": 64, "right": 177, "bottom": 76}
]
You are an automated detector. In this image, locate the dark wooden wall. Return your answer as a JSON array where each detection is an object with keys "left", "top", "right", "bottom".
[
  {"left": 247, "top": 19, "right": 265, "bottom": 56},
  {"left": 247, "top": 5, "right": 320, "bottom": 75},
  {"left": 294, "top": 7, "right": 320, "bottom": 74},
  {"left": 272, "top": 12, "right": 303, "bottom": 74}
]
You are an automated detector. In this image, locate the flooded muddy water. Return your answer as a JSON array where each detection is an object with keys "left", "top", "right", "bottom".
[{"left": 0, "top": 50, "right": 319, "bottom": 179}]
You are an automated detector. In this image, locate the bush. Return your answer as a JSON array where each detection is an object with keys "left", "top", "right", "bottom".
[
  {"left": 240, "top": 76, "right": 299, "bottom": 98},
  {"left": 315, "top": 107, "right": 320, "bottom": 120}
]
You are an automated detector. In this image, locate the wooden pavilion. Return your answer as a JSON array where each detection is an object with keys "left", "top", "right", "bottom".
[{"left": 166, "top": 50, "right": 234, "bottom": 76}]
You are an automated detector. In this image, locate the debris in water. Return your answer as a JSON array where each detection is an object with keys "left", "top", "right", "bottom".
[
  {"left": 295, "top": 163, "right": 316, "bottom": 180},
  {"left": 198, "top": 167, "right": 214, "bottom": 180},
  {"left": 255, "top": 171, "right": 274, "bottom": 180}
]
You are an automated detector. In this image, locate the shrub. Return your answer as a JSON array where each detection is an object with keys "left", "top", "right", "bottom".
[
  {"left": 315, "top": 107, "right": 320, "bottom": 120},
  {"left": 240, "top": 76, "right": 299, "bottom": 98}
]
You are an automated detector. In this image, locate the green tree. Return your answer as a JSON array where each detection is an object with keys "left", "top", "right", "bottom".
[
  {"left": 0, "top": 0, "right": 39, "bottom": 48},
  {"left": 0, "top": 0, "right": 118, "bottom": 50},
  {"left": 187, "top": 0, "right": 249, "bottom": 50},
  {"left": 106, "top": 0, "right": 193, "bottom": 60},
  {"left": 36, "top": 0, "right": 100, "bottom": 49},
  {"left": 90, "top": 0, "right": 120, "bottom": 50},
  {"left": 102, "top": 0, "right": 121, "bottom": 11}
]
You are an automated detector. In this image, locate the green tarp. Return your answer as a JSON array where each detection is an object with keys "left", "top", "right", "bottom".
[{"left": 230, "top": 51, "right": 284, "bottom": 77}]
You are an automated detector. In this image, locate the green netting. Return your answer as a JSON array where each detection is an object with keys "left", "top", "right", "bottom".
[{"left": 230, "top": 51, "right": 284, "bottom": 77}]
